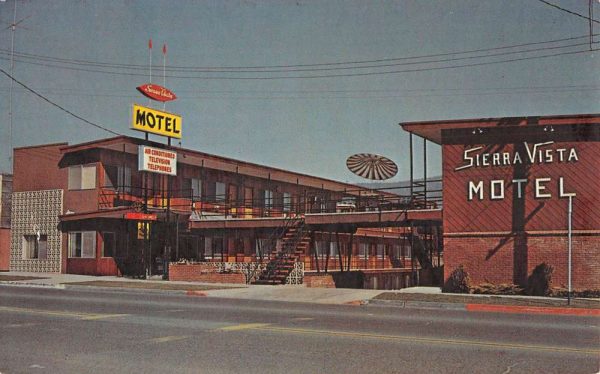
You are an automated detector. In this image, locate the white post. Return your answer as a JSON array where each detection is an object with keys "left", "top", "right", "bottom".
[{"left": 567, "top": 195, "right": 573, "bottom": 305}]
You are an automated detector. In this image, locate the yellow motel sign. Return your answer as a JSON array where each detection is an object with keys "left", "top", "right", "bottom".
[{"left": 132, "top": 104, "right": 182, "bottom": 139}]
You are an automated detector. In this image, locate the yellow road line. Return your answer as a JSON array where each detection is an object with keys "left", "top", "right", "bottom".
[
  {"left": 0, "top": 306, "right": 128, "bottom": 321},
  {"left": 225, "top": 323, "right": 599, "bottom": 356},
  {"left": 219, "top": 323, "right": 271, "bottom": 331},
  {"left": 148, "top": 335, "right": 189, "bottom": 343},
  {"left": 81, "top": 314, "right": 129, "bottom": 320}
]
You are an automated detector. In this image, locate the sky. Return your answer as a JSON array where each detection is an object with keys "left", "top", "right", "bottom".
[{"left": 0, "top": 0, "right": 598, "bottom": 184}]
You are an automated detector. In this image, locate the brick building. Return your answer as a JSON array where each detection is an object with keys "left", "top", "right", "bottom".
[
  {"left": 0, "top": 173, "right": 12, "bottom": 271},
  {"left": 401, "top": 114, "right": 600, "bottom": 290},
  {"left": 9, "top": 136, "right": 442, "bottom": 287}
]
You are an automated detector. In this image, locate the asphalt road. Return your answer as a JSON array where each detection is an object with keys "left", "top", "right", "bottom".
[{"left": 0, "top": 286, "right": 598, "bottom": 374}]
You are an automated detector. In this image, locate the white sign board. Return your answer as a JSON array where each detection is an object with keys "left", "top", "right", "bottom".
[{"left": 138, "top": 145, "right": 177, "bottom": 176}]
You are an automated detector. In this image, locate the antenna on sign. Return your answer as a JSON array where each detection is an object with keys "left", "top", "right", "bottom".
[
  {"left": 162, "top": 43, "right": 167, "bottom": 111},
  {"left": 146, "top": 38, "right": 152, "bottom": 141}
]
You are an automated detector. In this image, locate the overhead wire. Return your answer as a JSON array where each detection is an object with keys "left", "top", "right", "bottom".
[
  {"left": 536, "top": 0, "right": 600, "bottom": 24},
  {"left": 0, "top": 66, "right": 122, "bottom": 136},
  {"left": 0, "top": 34, "right": 596, "bottom": 74},
  {"left": 0, "top": 43, "right": 596, "bottom": 80}
]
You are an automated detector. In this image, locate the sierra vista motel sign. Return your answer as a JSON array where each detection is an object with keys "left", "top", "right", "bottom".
[{"left": 455, "top": 141, "right": 578, "bottom": 201}]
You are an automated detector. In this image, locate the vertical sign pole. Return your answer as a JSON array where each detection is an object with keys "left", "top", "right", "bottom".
[
  {"left": 146, "top": 39, "right": 152, "bottom": 142},
  {"left": 567, "top": 195, "right": 573, "bottom": 305}
]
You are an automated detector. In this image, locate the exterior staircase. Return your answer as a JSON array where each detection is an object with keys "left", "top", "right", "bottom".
[{"left": 253, "top": 223, "right": 309, "bottom": 285}]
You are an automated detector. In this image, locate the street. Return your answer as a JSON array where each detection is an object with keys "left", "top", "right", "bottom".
[{"left": 0, "top": 286, "right": 598, "bottom": 374}]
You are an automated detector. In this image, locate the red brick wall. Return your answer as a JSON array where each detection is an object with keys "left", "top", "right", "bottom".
[
  {"left": 168, "top": 263, "right": 246, "bottom": 283},
  {"left": 13, "top": 144, "right": 67, "bottom": 192},
  {"left": 0, "top": 228, "right": 10, "bottom": 271},
  {"left": 441, "top": 130, "right": 600, "bottom": 289},
  {"left": 304, "top": 273, "right": 336, "bottom": 288},
  {"left": 445, "top": 235, "right": 600, "bottom": 289}
]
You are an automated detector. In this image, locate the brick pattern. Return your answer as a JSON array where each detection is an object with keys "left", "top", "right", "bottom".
[
  {"left": 168, "top": 263, "right": 246, "bottom": 284},
  {"left": 303, "top": 273, "right": 336, "bottom": 288},
  {"left": 10, "top": 190, "right": 63, "bottom": 273},
  {"left": 445, "top": 235, "right": 600, "bottom": 289}
]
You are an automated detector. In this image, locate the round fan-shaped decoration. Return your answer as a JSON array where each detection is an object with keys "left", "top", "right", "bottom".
[{"left": 346, "top": 153, "right": 398, "bottom": 180}]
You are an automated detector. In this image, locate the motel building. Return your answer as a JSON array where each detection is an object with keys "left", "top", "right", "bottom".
[
  {"left": 7, "top": 135, "right": 442, "bottom": 289},
  {"left": 401, "top": 113, "right": 599, "bottom": 291},
  {"left": 4, "top": 112, "right": 597, "bottom": 291}
]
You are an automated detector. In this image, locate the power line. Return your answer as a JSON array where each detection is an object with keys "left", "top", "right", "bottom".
[
  {"left": 0, "top": 34, "right": 595, "bottom": 73},
  {"left": 0, "top": 66, "right": 121, "bottom": 136},
  {"left": 536, "top": 0, "right": 600, "bottom": 24},
  {"left": 0, "top": 43, "right": 596, "bottom": 80}
]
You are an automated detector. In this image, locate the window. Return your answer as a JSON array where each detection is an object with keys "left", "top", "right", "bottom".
[
  {"left": 264, "top": 190, "right": 273, "bottom": 209},
  {"left": 192, "top": 178, "right": 202, "bottom": 199},
  {"left": 68, "top": 165, "right": 96, "bottom": 190},
  {"left": 102, "top": 232, "right": 116, "bottom": 257},
  {"left": 329, "top": 242, "right": 339, "bottom": 258},
  {"left": 104, "top": 165, "right": 131, "bottom": 193},
  {"left": 68, "top": 232, "right": 96, "bottom": 258},
  {"left": 376, "top": 244, "right": 385, "bottom": 258},
  {"left": 359, "top": 243, "right": 369, "bottom": 258},
  {"left": 22, "top": 235, "right": 48, "bottom": 259},
  {"left": 215, "top": 182, "right": 226, "bottom": 202},
  {"left": 283, "top": 192, "right": 291, "bottom": 212},
  {"left": 255, "top": 238, "right": 270, "bottom": 258},
  {"left": 203, "top": 237, "right": 212, "bottom": 258},
  {"left": 182, "top": 178, "right": 202, "bottom": 200}
]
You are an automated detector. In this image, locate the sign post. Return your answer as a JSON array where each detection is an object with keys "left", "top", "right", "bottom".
[{"left": 567, "top": 195, "right": 573, "bottom": 305}]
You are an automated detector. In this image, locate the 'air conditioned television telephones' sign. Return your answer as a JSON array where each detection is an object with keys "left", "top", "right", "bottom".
[{"left": 138, "top": 145, "right": 177, "bottom": 176}]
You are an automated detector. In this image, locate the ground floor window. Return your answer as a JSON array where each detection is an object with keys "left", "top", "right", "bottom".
[
  {"left": 255, "top": 238, "right": 270, "bottom": 258},
  {"left": 22, "top": 234, "right": 48, "bottom": 259},
  {"left": 69, "top": 231, "right": 96, "bottom": 258},
  {"left": 203, "top": 236, "right": 225, "bottom": 260}
]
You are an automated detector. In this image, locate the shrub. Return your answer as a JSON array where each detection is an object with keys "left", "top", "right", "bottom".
[
  {"left": 442, "top": 265, "right": 471, "bottom": 293},
  {"left": 526, "top": 263, "right": 554, "bottom": 296},
  {"left": 471, "top": 283, "right": 524, "bottom": 295}
]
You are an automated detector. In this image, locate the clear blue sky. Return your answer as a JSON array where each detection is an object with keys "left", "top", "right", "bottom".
[{"left": 0, "top": 0, "right": 598, "bottom": 183}]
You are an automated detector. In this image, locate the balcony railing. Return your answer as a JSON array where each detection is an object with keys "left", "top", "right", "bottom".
[{"left": 98, "top": 178, "right": 442, "bottom": 218}]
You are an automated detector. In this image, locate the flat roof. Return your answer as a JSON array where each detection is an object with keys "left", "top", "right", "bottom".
[{"left": 400, "top": 113, "right": 600, "bottom": 144}]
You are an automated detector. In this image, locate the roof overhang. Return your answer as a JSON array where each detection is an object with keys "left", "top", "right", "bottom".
[{"left": 400, "top": 114, "right": 600, "bottom": 144}]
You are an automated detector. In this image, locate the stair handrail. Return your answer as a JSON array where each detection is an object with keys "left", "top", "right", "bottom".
[
  {"left": 259, "top": 222, "right": 307, "bottom": 282},
  {"left": 246, "top": 215, "right": 303, "bottom": 283}
]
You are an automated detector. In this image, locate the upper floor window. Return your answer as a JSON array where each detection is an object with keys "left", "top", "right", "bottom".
[
  {"left": 283, "top": 192, "right": 292, "bottom": 212},
  {"left": 68, "top": 165, "right": 96, "bottom": 190},
  {"left": 264, "top": 190, "right": 273, "bottom": 209},
  {"left": 215, "top": 182, "right": 226, "bottom": 202},
  {"left": 183, "top": 177, "right": 202, "bottom": 200},
  {"left": 103, "top": 165, "right": 131, "bottom": 193}
]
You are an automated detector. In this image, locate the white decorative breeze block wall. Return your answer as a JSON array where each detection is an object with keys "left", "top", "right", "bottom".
[{"left": 10, "top": 190, "right": 63, "bottom": 272}]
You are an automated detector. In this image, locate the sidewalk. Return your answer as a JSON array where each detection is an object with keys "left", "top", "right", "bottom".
[{"left": 1, "top": 272, "right": 599, "bottom": 316}]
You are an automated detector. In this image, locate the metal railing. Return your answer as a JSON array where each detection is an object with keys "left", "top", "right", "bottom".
[{"left": 98, "top": 178, "right": 443, "bottom": 217}]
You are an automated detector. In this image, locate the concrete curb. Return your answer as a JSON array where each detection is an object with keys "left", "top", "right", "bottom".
[
  {"left": 365, "top": 298, "right": 467, "bottom": 311},
  {"left": 0, "top": 281, "right": 65, "bottom": 289},
  {"left": 366, "top": 298, "right": 600, "bottom": 316},
  {"left": 466, "top": 303, "right": 600, "bottom": 317}
]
